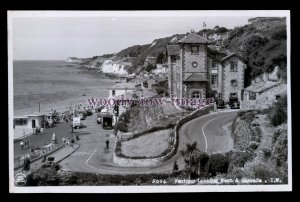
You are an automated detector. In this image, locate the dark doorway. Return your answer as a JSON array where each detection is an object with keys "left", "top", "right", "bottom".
[{"left": 32, "top": 119, "right": 36, "bottom": 128}]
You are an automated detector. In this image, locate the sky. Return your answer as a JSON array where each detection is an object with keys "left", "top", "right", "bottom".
[{"left": 11, "top": 12, "right": 256, "bottom": 60}]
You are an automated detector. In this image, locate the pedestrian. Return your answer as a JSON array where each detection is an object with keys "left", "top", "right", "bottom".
[
  {"left": 42, "top": 151, "right": 47, "bottom": 163},
  {"left": 173, "top": 161, "right": 179, "bottom": 172},
  {"left": 71, "top": 139, "right": 74, "bottom": 147},
  {"left": 62, "top": 137, "right": 66, "bottom": 144},
  {"left": 76, "top": 135, "right": 80, "bottom": 141},
  {"left": 20, "top": 141, "right": 24, "bottom": 150},
  {"left": 105, "top": 139, "right": 109, "bottom": 149},
  {"left": 66, "top": 139, "right": 70, "bottom": 146},
  {"left": 51, "top": 133, "right": 57, "bottom": 144}
]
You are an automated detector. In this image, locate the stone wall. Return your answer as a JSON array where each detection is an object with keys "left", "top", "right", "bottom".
[
  {"left": 241, "top": 83, "right": 287, "bottom": 110},
  {"left": 113, "top": 104, "right": 213, "bottom": 167},
  {"left": 222, "top": 57, "right": 245, "bottom": 102},
  {"left": 183, "top": 44, "right": 207, "bottom": 73}
]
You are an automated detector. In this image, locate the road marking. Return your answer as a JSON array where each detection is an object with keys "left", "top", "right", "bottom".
[
  {"left": 85, "top": 148, "right": 175, "bottom": 174},
  {"left": 201, "top": 113, "right": 236, "bottom": 152},
  {"left": 82, "top": 112, "right": 236, "bottom": 174},
  {"left": 85, "top": 148, "right": 97, "bottom": 167}
]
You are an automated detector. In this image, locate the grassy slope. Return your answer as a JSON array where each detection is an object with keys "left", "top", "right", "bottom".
[
  {"left": 81, "top": 17, "right": 287, "bottom": 83},
  {"left": 224, "top": 17, "right": 287, "bottom": 84}
]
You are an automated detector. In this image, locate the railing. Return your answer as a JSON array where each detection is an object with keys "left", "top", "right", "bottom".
[{"left": 14, "top": 141, "right": 65, "bottom": 169}]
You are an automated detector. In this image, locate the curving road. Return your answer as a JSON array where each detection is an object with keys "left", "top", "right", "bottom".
[{"left": 59, "top": 110, "right": 237, "bottom": 174}]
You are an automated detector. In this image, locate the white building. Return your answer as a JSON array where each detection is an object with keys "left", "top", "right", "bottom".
[
  {"left": 152, "top": 64, "right": 168, "bottom": 75},
  {"left": 108, "top": 82, "right": 137, "bottom": 99},
  {"left": 101, "top": 60, "right": 131, "bottom": 75},
  {"left": 13, "top": 113, "right": 45, "bottom": 139}
]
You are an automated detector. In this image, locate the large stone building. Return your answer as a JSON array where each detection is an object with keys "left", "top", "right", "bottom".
[{"left": 167, "top": 32, "right": 247, "bottom": 102}]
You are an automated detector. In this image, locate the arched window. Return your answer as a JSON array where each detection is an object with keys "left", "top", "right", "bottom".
[
  {"left": 192, "top": 91, "right": 201, "bottom": 98},
  {"left": 230, "top": 61, "right": 238, "bottom": 72}
]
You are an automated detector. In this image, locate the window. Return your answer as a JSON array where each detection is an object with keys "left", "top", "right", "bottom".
[
  {"left": 230, "top": 93, "right": 237, "bottom": 98},
  {"left": 230, "top": 61, "right": 238, "bottom": 72},
  {"left": 192, "top": 61, "right": 198, "bottom": 68},
  {"left": 191, "top": 46, "right": 199, "bottom": 53},
  {"left": 192, "top": 91, "right": 201, "bottom": 98},
  {"left": 212, "top": 60, "right": 217, "bottom": 68},
  {"left": 231, "top": 79, "right": 238, "bottom": 87},
  {"left": 211, "top": 74, "right": 218, "bottom": 86},
  {"left": 14, "top": 119, "right": 27, "bottom": 126},
  {"left": 249, "top": 91, "right": 256, "bottom": 100}
]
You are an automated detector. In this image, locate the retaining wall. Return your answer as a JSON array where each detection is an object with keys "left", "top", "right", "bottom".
[{"left": 113, "top": 104, "right": 213, "bottom": 167}]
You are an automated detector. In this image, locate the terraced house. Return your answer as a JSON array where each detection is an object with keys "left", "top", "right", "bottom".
[{"left": 167, "top": 31, "right": 247, "bottom": 102}]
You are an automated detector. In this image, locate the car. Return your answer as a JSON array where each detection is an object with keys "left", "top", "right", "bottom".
[
  {"left": 229, "top": 97, "right": 240, "bottom": 109},
  {"left": 86, "top": 109, "right": 93, "bottom": 116},
  {"left": 102, "top": 114, "right": 113, "bottom": 130},
  {"left": 100, "top": 108, "right": 108, "bottom": 115},
  {"left": 216, "top": 98, "right": 226, "bottom": 109},
  {"left": 73, "top": 116, "right": 82, "bottom": 129}
]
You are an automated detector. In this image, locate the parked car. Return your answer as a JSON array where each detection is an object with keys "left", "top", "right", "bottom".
[
  {"left": 216, "top": 98, "right": 225, "bottom": 109},
  {"left": 102, "top": 114, "right": 113, "bottom": 130},
  {"left": 229, "top": 97, "right": 240, "bottom": 109},
  {"left": 73, "top": 116, "right": 82, "bottom": 129},
  {"left": 86, "top": 109, "right": 93, "bottom": 116},
  {"left": 95, "top": 106, "right": 104, "bottom": 113}
]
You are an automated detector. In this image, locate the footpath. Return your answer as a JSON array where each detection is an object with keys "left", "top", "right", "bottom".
[{"left": 14, "top": 143, "right": 80, "bottom": 175}]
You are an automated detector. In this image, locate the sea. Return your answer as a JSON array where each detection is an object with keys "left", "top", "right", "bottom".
[{"left": 13, "top": 60, "right": 116, "bottom": 116}]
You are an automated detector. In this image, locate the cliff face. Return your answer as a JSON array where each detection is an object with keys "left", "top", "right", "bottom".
[
  {"left": 101, "top": 60, "right": 130, "bottom": 75},
  {"left": 67, "top": 17, "right": 287, "bottom": 81}
]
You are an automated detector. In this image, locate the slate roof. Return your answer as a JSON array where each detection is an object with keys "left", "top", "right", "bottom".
[
  {"left": 244, "top": 81, "right": 281, "bottom": 93},
  {"left": 220, "top": 53, "right": 245, "bottom": 63},
  {"left": 177, "top": 32, "right": 209, "bottom": 44},
  {"left": 183, "top": 73, "right": 208, "bottom": 81}
]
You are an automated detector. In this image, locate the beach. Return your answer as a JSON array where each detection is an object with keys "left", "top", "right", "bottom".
[{"left": 13, "top": 60, "right": 117, "bottom": 116}]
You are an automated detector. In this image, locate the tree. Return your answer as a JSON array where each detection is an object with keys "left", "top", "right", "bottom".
[
  {"left": 156, "top": 52, "right": 165, "bottom": 64},
  {"left": 180, "top": 142, "right": 201, "bottom": 179},
  {"left": 145, "top": 63, "right": 156, "bottom": 72}
]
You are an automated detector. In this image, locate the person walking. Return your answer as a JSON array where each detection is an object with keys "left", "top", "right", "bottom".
[
  {"left": 173, "top": 160, "right": 179, "bottom": 173},
  {"left": 51, "top": 133, "right": 57, "bottom": 144},
  {"left": 42, "top": 150, "right": 47, "bottom": 163},
  {"left": 70, "top": 139, "right": 74, "bottom": 147},
  {"left": 105, "top": 139, "right": 109, "bottom": 149}
]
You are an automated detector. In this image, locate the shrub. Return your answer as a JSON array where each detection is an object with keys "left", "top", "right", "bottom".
[
  {"left": 270, "top": 105, "right": 287, "bottom": 126},
  {"left": 248, "top": 141, "right": 259, "bottom": 150},
  {"left": 272, "top": 131, "right": 288, "bottom": 167},
  {"left": 251, "top": 162, "right": 277, "bottom": 182},
  {"left": 26, "top": 164, "right": 61, "bottom": 186},
  {"left": 208, "top": 153, "right": 229, "bottom": 176},
  {"left": 271, "top": 27, "right": 287, "bottom": 40},
  {"left": 227, "top": 167, "right": 245, "bottom": 181},
  {"left": 227, "top": 151, "right": 256, "bottom": 172},
  {"left": 262, "top": 148, "right": 272, "bottom": 159}
]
